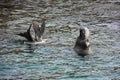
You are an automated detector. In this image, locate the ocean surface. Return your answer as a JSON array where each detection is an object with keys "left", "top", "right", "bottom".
[{"left": 0, "top": 0, "right": 120, "bottom": 79}]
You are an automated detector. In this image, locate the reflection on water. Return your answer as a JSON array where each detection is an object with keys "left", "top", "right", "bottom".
[{"left": 0, "top": 0, "right": 120, "bottom": 79}]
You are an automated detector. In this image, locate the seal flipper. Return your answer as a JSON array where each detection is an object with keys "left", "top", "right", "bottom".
[{"left": 17, "top": 24, "right": 34, "bottom": 42}]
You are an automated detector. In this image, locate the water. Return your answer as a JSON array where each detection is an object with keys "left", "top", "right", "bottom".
[{"left": 0, "top": 0, "right": 120, "bottom": 79}]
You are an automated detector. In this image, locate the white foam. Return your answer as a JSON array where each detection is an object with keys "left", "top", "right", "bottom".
[{"left": 24, "top": 39, "right": 47, "bottom": 44}]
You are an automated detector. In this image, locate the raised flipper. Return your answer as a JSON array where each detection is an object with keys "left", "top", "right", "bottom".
[{"left": 17, "top": 24, "right": 33, "bottom": 42}]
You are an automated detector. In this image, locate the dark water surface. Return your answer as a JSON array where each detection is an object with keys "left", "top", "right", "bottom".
[{"left": 0, "top": 0, "right": 120, "bottom": 79}]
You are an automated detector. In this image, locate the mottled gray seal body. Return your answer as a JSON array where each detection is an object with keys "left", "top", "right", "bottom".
[
  {"left": 74, "top": 27, "right": 91, "bottom": 57},
  {"left": 32, "top": 20, "right": 46, "bottom": 41}
]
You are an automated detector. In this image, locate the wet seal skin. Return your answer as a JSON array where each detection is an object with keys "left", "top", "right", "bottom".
[
  {"left": 74, "top": 27, "right": 91, "bottom": 57},
  {"left": 32, "top": 19, "right": 46, "bottom": 41},
  {"left": 17, "top": 24, "right": 33, "bottom": 42},
  {"left": 16, "top": 19, "right": 46, "bottom": 42}
]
